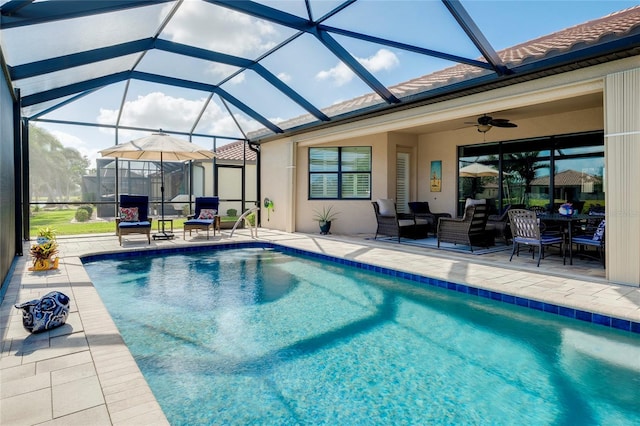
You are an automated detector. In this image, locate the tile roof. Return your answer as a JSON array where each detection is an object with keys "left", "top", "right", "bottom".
[
  {"left": 530, "top": 169, "right": 603, "bottom": 186},
  {"left": 215, "top": 140, "right": 256, "bottom": 162},
  {"left": 251, "top": 6, "right": 640, "bottom": 138}
]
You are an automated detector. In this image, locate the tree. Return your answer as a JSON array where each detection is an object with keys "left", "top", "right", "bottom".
[
  {"left": 504, "top": 151, "right": 545, "bottom": 205},
  {"left": 29, "top": 125, "right": 89, "bottom": 203}
]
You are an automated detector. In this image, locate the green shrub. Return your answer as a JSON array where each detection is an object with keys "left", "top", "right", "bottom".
[
  {"left": 78, "top": 204, "right": 93, "bottom": 217},
  {"left": 226, "top": 208, "right": 237, "bottom": 217},
  {"left": 246, "top": 212, "right": 256, "bottom": 226},
  {"left": 181, "top": 204, "right": 190, "bottom": 217},
  {"left": 74, "top": 208, "right": 90, "bottom": 222}
]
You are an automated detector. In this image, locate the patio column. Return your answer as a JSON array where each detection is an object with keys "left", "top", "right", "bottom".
[{"left": 604, "top": 68, "right": 640, "bottom": 286}]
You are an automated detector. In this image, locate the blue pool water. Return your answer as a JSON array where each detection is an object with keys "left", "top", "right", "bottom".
[{"left": 84, "top": 247, "right": 640, "bottom": 425}]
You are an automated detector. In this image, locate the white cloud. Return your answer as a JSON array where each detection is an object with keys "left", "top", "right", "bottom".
[
  {"left": 97, "top": 92, "right": 259, "bottom": 140},
  {"left": 316, "top": 49, "right": 399, "bottom": 86},
  {"left": 277, "top": 72, "right": 292, "bottom": 83},
  {"left": 360, "top": 49, "right": 399, "bottom": 72},
  {"left": 163, "top": 2, "right": 280, "bottom": 79},
  {"left": 98, "top": 92, "right": 206, "bottom": 136}
]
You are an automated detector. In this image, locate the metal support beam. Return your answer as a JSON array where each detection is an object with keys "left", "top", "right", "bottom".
[
  {"left": 442, "top": 0, "right": 509, "bottom": 76},
  {"left": 1, "top": 1, "right": 173, "bottom": 28}
]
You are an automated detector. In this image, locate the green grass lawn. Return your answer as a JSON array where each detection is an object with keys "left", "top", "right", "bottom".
[{"left": 29, "top": 209, "right": 240, "bottom": 237}]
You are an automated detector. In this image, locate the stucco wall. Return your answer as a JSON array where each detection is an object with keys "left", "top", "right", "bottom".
[
  {"left": 260, "top": 139, "right": 294, "bottom": 231},
  {"left": 293, "top": 133, "right": 390, "bottom": 235}
]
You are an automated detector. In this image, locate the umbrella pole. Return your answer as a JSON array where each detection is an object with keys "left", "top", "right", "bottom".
[{"left": 153, "top": 151, "right": 174, "bottom": 240}]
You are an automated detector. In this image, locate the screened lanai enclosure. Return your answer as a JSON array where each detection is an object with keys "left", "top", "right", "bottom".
[{"left": 2, "top": 1, "right": 640, "bottom": 287}]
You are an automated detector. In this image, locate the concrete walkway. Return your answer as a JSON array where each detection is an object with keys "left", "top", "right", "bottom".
[{"left": 1, "top": 229, "right": 638, "bottom": 425}]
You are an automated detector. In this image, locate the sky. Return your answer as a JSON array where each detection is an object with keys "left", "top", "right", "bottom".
[{"left": 5, "top": 0, "right": 638, "bottom": 168}]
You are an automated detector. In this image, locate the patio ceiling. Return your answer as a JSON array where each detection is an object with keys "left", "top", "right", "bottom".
[{"left": 2, "top": 1, "right": 640, "bottom": 143}]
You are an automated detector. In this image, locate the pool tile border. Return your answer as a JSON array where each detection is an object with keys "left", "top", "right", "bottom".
[{"left": 81, "top": 241, "right": 640, "bottom": 334}]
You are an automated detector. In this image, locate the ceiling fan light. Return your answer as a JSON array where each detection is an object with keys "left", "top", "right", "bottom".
[{"left": 477, "top": 124, "right": 492, "bottom": 133}]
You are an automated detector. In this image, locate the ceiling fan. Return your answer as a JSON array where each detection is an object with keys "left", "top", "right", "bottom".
[{"left": 465, "top": 114, "right": 518, "bottom": 133}]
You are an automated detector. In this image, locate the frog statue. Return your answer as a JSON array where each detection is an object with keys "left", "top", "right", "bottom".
[{"left": 15, "top": 291, "right": 70, "bottom": 333}]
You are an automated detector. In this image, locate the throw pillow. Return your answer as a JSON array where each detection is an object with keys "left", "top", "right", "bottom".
[
  {"left": 119, "top": 207, "right": 139, "bottom": 222},
  {"left": 198, "top": 208, "right": 217, "bottom": 219},
  {"left": 465, "top": 198, "right": 486, "bottom": 208},
  {"left": 376, "top": 199, "right": 396, "bottom": 216},
  {"left": 593, "top": 220, "right": 606, "bottom": 241}
]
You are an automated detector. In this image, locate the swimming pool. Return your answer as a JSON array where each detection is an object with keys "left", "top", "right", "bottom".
[{"left": 84, "top": 246, "right": 640, "bottom": 425}]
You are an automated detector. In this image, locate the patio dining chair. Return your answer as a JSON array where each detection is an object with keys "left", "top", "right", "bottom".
[
  {"left": 570, "top": 218, "right": 605, "bottom": 268},
  {"left": 508, "top": 209, "right": 565, "bottom": 267},
  {"left": 117, "top": 195, "right": 152, "bottom": 246},
  {"left": 183, "top": 197, "right": 220, "bottom": 240}
]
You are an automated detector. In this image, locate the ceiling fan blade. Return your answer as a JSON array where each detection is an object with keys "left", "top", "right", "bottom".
[{"left": 489, "top": 118, "right": 517, "bottom": 127}]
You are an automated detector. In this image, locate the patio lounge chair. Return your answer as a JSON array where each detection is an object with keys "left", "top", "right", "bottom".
[
  {"left": 437, "top": 204, "right": 492, "bottom": 252},
  {"left": 408, "top": 202, "right": 452, "bottom": 237},
  {"left": 372, "top": 199, "right": 429, "bottom": 242},
  {"left": 117, "top": 195, "right": 152, "bottom": 245},
  {"left": 508, "top": 209, "right": 565, "bottom": 267},
  {"left": 184, "top": 197, "right": 220, "bottom": 240}
]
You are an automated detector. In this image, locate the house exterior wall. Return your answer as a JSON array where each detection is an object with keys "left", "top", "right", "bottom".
[
  {"left": 261, "top": 139, "right": 295, "bottom": 232},
  {"left": 259, "top": 57, "right": 640, "bottom": 285},
  {"left": 293, "top": 133, "right": 389, "bottom": 235}
]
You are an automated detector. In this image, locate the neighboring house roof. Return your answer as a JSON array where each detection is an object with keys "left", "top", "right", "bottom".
[
  {"left": 530, "top": 170, "right": 603, "bottom": 187},
  {"left": 215, "top": 140, "right": 256, "bottom": 162},
  {"left": 252, "top": 6, "right": 640, "bottom": 138}
]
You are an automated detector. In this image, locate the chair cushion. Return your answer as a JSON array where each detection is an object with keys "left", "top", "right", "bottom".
[
  {"left": 185, "top": 219, "right": 214, "bottom": 226},
  {"left": 119, "top": 207, "right": 139, "bottom": 222},
  {"left": 465, "top": 198, "right": 486, "bottom": 208},
  {"left": 118, "top": 220, "right": 150, "bottom": 229},
  {"left": 514, "top": 235, "right": 562, "bottom": 244},
  {"left": 198, "top": 208, "right": 217, "bottom": 219},
  {"left": 572, "top": 236, "right": 600, "bottom": 246},
  {"left": 398, "top": 219, "right": 415, "bottom": 227},
  {"left": 377, "top": 199, "right": 395, "bottom": 216}
]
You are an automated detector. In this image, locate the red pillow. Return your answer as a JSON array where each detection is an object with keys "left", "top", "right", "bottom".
[
  {"left": 119, "top": 207, "right": 139, "bottom": 222},
  {"left": 198, "top": 208, "right": 217, "bottom": 219}
]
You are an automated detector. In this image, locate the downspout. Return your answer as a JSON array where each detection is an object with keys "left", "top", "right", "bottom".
[
  {"left": 288, "top": 141, "right": 296, "bottom": 233},
  {"left": 248, "top": 141, "right": 260, "bottom": 225}
]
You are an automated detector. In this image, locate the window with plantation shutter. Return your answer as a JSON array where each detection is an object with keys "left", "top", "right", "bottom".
[
  {"left": 396, "top": 152, "right": 409, "bottom": 213},
  {"left": 309, "top": 147, "right": 371, "bottom": 199}
]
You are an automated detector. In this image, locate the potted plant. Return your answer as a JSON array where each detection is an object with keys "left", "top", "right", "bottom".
[
  {"left": 313, "top": 205, "right": 339, "bottom": 235},
  {"left": 30, "top": 227, "right": 59, "bottom": 271},
  {"left": 36, "top": 226, "right": 56, "bottom": 244}
]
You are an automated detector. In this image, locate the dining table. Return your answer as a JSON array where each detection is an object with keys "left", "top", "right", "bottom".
[{"left": 537, "top": 213, "right": 592, "bottom": 265}]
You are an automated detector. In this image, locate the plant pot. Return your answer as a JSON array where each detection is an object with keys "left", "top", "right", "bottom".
[
  {"left": 29, "top": 257, "right": 59, "bottom": 271},
  {"left": 319, "top": 221, "right": 331, "bottom": 235}
]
